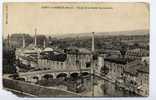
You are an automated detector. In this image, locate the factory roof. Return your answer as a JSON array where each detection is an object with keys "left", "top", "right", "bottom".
[
  {"left": 78, "top": 48, "right": 91, "bottom": 54},
  {"left": 124, "top": 62, "right": 149, "bottom": 76},
  {"left": 43, "top": 47, "right": 54, "bottom": 52},
  {"left": 104, "top": 57, "right": 134, "bottom": 65},
  {"left": 65, "top": 47, "right": 91, "bottom": 54},
  {"left": 137, "top": 65, "right": 149, "bottom": 73},
  {"left": 124, "top": 64, "right": 139, "bottom": 76},
  {"left": 40, "top": 50, "right": 67, "bottom": 62}
]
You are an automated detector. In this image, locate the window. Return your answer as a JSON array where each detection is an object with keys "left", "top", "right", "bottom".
[{"left": 86, "top": 62, "right": 91, "bottom": 68}]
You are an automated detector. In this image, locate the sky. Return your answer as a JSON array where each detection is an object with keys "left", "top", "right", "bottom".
[{"left": 3, "top": 2, "right": 149, "bottom": 37}]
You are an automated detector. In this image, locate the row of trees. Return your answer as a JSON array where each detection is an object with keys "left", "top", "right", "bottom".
[
  {"left": 6, "top": 33, "right": 149, "bottom": 51},
  {"left": 6, "top": 34, "right": 49, "bottom": 48},
  {"left": 3, "top": 44, "right": 16, "bottom": 74}
]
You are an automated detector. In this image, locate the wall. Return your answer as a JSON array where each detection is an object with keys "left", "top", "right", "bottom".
[{"left": 3, "top": 78, "right": 80, "bottom": 97}]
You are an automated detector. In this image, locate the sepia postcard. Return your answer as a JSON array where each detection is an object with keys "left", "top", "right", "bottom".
[{"left": 2, "top": 2, "right": 149, "bottom": 97}]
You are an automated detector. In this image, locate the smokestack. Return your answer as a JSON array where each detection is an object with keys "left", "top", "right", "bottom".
[
  {"left": 92, "top": 32, "right": 95, "bottom": 52},
  {"left": 43, "top": 40, "right": 46, "bottom": 48},
  {"left": 34, "top": 28, "right": 37, "bottom": 47},
  {"left": 22, "top": 35, "right": 25, "bottom": 48},
  {"left": 7, "top": 34, "right": 10, "bottom": 48}
]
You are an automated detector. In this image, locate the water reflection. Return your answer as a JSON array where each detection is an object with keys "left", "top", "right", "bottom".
[
  {"left": 92, "top": 76, "right": 140, "bottom": 97},
  {"left": 36, "top": 74, "right": 140, "bottom": 96}
]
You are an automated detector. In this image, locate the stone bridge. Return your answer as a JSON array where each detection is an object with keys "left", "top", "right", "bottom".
[{"left": 18, "top": 69, "right": 91, "bottom": 83}]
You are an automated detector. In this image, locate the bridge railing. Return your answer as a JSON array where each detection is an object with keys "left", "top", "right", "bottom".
[{"left": 19, "top": 68, "right": 91, "bottom": 76}]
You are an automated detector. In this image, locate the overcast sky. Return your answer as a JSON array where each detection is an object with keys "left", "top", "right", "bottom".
[{"left": 3, "top": 2, "right": 149, "bottom": 37}]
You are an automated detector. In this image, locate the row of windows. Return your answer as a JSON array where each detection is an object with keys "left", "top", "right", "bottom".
[{"left": 38, "top": 59, "right": 92, "bottom": 68}]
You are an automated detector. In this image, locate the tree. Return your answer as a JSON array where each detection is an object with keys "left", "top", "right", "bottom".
[
  {"left": 10, "top": 33, "right": 33, "bottom": 48},
  {"left": 100, "top": 65, "right": 109, "bottom": 76},
  {"left": 36, "top": 35, "right": 47, "bottom": 47},
  {"left": 3, "top": 46, "right": 16, "bottom": 74},
  {"left": 119, "top": 43, "right": 127, "bottom": 59}
]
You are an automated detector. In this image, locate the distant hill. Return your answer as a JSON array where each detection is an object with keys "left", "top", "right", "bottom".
[{"left": 52, "top": 30, "right": 149, "bottom": 39}]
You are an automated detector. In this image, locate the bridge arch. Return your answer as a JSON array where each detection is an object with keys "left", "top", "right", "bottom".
[
  {"left": 70, "top": 72, "right": 79, "bottom": 80},
  {"left": 56, "top": 73, "right": 68, "bottom": 79},
  {"left": 32, "top": 76, "right": 39, "bottom": 80},
  {"left": 41, "top": 74, "right": 53, "bottom": 80},
  {"left": 81, "top": 72, "right": 90, "bottom": 77}
]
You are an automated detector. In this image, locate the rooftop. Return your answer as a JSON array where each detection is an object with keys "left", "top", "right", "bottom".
[
  {"left": 137, "top": 65, "right": 149, "bottom": 73},
  {"left": 104, "top": 57, "right": 134, "bottom": 65},
  {"left": 124, "top": 62, "right": 149, "bottom": 76}
]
